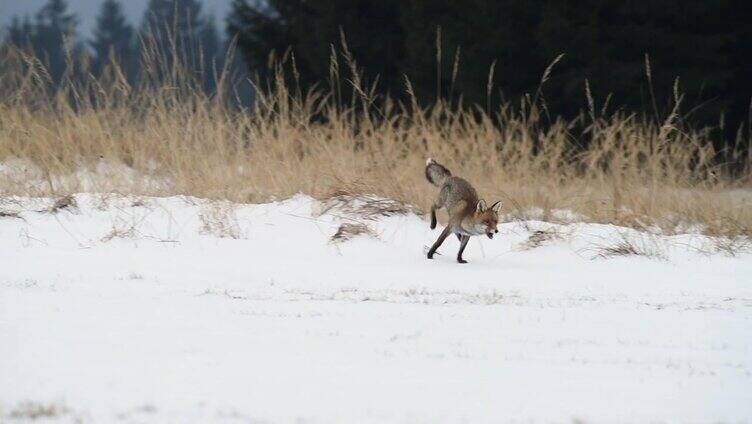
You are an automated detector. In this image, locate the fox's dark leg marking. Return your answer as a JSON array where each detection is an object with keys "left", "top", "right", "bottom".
[
  {"left": 457, "top": 235, "right": 470, "bottom": 263},
  {"left": 455, "top": 233, "right": 462, "bottom": 242},
  {"left": 430, "top": 204, "right": 438, "bottom": 229},
  {"left": 427, "top": 225, "right": 452, "bottom": 259}
]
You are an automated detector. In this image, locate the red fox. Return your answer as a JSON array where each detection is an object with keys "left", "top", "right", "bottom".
[{"left": 425, "top": 158, "right": 501, "bottom": 263}]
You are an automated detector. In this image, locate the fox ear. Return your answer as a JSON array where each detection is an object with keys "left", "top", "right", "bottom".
[
  {"left": 476, "top": 199, "right": 487, "bottom": 212},
  {"left": 490, "top": 201, "right": 502, "bottom": 213}
]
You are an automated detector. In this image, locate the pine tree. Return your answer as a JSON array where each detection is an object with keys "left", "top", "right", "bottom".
[
  {"left": 140, "top": 0, "right": 206, "bottom": 56},
  {"left": 139, "top": 0, "right": 214, "bottom": 80},
  {"left": 6, "top": 16, "right": 35, "bottom": 48},
  {"left": 198, "top": 15, "right": 222, "bottom": 90},
  {"left": 32, "top": 0, "right": 77, "bottom": 84},
  {"left": 90, "top": 0, "right": 134, "bottom": 75},
  {"left": 228, "top": 0, "right": 405, "bottom": 100}
]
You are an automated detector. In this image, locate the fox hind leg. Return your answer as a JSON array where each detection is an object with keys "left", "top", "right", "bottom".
[
  {"left": 430, "top": 191, "right": 447, "bottom": 230},
  {"left": 427, "top": 225, "right": 452, "bottom": 259},
  {"left": 430, "top": 204, "right": 439, "bottom": 229}
]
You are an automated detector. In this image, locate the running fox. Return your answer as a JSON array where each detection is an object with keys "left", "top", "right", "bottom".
[{"left": 425, "top": 158, "right": 501, "bottom": 263}]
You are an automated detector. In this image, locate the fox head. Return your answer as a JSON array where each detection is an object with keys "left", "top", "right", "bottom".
[{"left": 474, "top": 200, "right": 501, "bottom": 239}]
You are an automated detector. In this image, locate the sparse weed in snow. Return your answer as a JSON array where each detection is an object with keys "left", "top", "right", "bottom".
[
  {"left": 18, "top": 227, "right": 46, "bottom": 247},
  {"left": 317, "top": 189, "right": 418, "bottom": 221},
  {"left": 330, "top": 222, "right": 377, "bottom": 243},
  {"left": 8, "top": 401, "right": 69, "bottom": 420},
  {"left": 710, "top": 236, "right": 752, "bottom": 257},
  {"left": 45, "top": 195, "right": 77, "bottom": 214},
  {"left": 101, "top": 210, "right": 151, "bottom": 242},
  {"left": 590, "top": 232, "right": 667, "bottom": 260},
  {"left": 131, "top": 198, "right": 149, "bottom": 208},
  {"left": 199, "top": 202, "right": 245, "bottom": 239},
  {"left": 101, "top": 218, "right": 140, "bottom": 242},
  {"left": 93, "top": 193, "right": 118, "bottom": 211},
  {"left": 0, "top": 210, "right": 21, "bottom": 219},
  {"left": 518, "top": 227, "right": 569, "bottom": 250}
]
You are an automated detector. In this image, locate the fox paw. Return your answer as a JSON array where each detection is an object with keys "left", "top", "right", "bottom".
[{"left": 457, "top": 258, "right": 468, "bottom": 264}]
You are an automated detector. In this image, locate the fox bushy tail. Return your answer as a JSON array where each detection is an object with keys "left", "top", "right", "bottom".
[{"left": 425, "top": 158, "right": 452, "bottom": 187}]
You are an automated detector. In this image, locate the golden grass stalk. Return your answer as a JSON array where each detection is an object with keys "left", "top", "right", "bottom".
[{"left": 0, "top": 44, "right": 750, "bottom": 237}]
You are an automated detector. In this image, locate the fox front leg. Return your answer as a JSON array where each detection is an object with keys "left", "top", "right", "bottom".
[
  {"left": 456, "top": 235, "right": 470, "bottom": 264},
  {"left": 427, "top": 225, "right": 452, "bottom": 259}
]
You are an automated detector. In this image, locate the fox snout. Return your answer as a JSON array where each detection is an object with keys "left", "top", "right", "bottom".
[{"left": 487, "top": 229, "right": 498, "bottom": 239}]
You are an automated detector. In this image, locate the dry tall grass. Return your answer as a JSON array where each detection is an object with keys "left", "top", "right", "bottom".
[{"left": 0, "top": 45, "right": 750, "bottom": 236}]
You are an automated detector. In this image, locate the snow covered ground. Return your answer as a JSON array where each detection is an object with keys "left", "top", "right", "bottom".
[{"left": 1, "top": 193, "right": 751, "bottom": 423}]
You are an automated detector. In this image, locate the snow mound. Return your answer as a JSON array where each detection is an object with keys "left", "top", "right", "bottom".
[{"left": 1, "top": 194, "right": 751, "bottom": 423}]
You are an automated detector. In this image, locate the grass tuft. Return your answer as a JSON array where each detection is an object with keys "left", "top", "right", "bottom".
[
  {"left": 330, "top": 222, "right": 376, "bottom": 243},
  {"left": 518, "top": 227, "right": 568, "bottom": 250},
  {"left": 0, "top": 210, "right": 21, "bottom": 219},
  {"left": 318, "top": 191, "right": 418, "bottom": 221},
  {"left": 592, "top": 233, "right": 667, "bottom": 260},
  {"left": 199, "top": 202, "right": 245, "bottom": 239},
  {"left": 46, "top": 195, "right": 77, "bottom": 214}
]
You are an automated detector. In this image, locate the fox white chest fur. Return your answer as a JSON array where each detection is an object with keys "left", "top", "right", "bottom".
[{"left": 456, "top": 220, "right": 488, "bottom": 236}]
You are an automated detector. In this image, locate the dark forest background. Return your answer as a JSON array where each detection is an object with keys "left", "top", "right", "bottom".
[
  {"left": 3, "top": 0, "right": 752, "bottom": 147},
  {"left": 229, "top": 0, "right": 752, "bottom": 145},
  {"left": 4, "top": 0, "right": 229, "bottom": 92}
]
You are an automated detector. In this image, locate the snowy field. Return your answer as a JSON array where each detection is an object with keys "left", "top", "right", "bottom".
[{"left": 1, "top": 193, "right": 751, "bottom": 423}]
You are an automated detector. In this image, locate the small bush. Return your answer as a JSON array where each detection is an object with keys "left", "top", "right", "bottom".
[
  {"left": 592, "top": 233, "right": 667, "bottom": 260},
  {"left": 518, "top": 227, "right": 567, "bottom": 250},
  {"left": 330, "top": 222, "right": 376, "bottom": 243}
]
